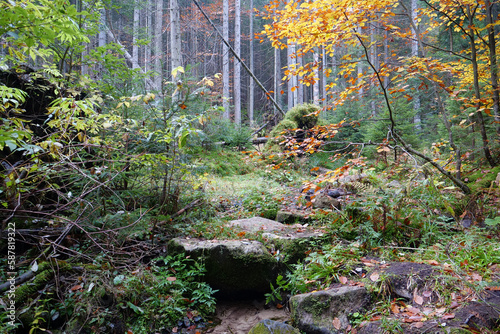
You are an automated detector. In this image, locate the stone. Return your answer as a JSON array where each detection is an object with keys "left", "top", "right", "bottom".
[
  {"left": 381, "top": 262, "right": 436, "bottom": 301},
  {"left": 290, "top": 285, "right": 371, "bottom": 333},
  {"left": 312, "top": 193, "right": 341, "bottom": 210},
  {"left": 275, "top": 210, "right": 309, "bottom": 224},
  {"left": 228, "top": 217, "right": 325, "bottom": 265},
  {"left": 227, "top": 217, "right": 288, "bottom": 232},
  {"left": 168, "top": 238, "right": 278, "bottom": 298},
  {"left": 248, "top": 319, "right": 300, "bottom": 334}
]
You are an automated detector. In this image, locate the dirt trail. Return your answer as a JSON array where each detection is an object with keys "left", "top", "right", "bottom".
[{"left": 207, "top": 300, "right": 290, "bottom": 334}]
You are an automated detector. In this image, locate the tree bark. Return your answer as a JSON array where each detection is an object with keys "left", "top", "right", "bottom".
[
  {"left": 485, "top": 0, "right": 500, "bottom": 136},
  {"left": 154, "top": 0, "right": 163, "bottom": 91},
  {"left": 249, "top": 0, "right": 254, "bottom": 125},
  {"left": 223, "top": 0, "right": 230, "bottom": 118},
  {"left": 132, "top": 2, "right": 140, "bottom": 70},
  {"left": 170, "top": 0, "right": 182, "bottom": 71},
  {"left": 234, "top": 0, "right": 241, "bottom": 124},
  {"left": 466, "top": 5, "right": 496, "bottom": 167}
]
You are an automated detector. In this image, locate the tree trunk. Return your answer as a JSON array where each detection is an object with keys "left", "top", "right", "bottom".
[
  {"left": 313, "top": 49, "right": 320, "bottom": 105},
  {"left": 144, "top": 0, "right": 152, "bottom": 90},
  {"left": 154, "top": 0, "right": 163, "bottom": 91},
  {"left": 274, "top": 46, "right": 281, "bottom": 120},
  {"left": 466, "top": 5, "right": 496, "bottom": 167},
  {"left": 132, "top": 3, "right": 140, "bottom": 70},
  {"left": 411, "top": 0, "right": 421, "bottom": 131},
  {"left": 485, "top": 0, "right": 500, "bottom": 136},
  {"left": 249, "top": 0, "right": 254, "bottom": 125},
  {"left": 297, "top": 53, "right": 304, "bottom": 105},
  {"left": 170, "top": 0, "right": 182, "bottom": 71},
  {"left": 234, "top": 0, "right": 241, "bottom": 125},
  {"left": 322, "top": 48, "right": 327, "bottom": 108},
  {"left": 223, "top": 0, "right": 230, "bottom": 119},
  {"left": 287, "top": 41, "right": 297, "bottom": 109}
]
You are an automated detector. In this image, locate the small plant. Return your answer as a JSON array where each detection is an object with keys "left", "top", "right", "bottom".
[{"left": 265, "top": 274, "right": 290, "bottom": 305}]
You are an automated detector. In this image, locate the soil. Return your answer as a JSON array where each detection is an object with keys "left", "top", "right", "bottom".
[{"left": 206, "top": 299, "right": 290, "bottom": 334}]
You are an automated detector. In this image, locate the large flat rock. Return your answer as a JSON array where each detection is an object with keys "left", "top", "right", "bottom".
[{"left": 168, "top": 238, "right": 278, "bottom": 298}]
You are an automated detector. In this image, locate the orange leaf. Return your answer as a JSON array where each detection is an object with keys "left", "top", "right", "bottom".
[
  {"left": 390, "top": 302, "right": 400, "bottom": 314},
  {"left": 339, "top": 276, "right": 348, "bottom": 284},
  {"left": 71, "top": 285, "right": 82, "bottom": 291}
]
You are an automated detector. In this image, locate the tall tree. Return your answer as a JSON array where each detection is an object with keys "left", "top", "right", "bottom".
[
  {"left": 132, "top": 1, "right": 140, "bottom": 69},
  {"left": 411, "top": 0, "right": 421, "bottom": 130},
  {"left": 234, "top": 0, "right": 241, "bottom": 124},
  {"left": 249, "top": 0, "right": 255, "bottom": 125},
  {"left": 154, "top": 0, "right": 163, "bottom": 91},
  {"left": 223, "top": 0, "right": 230, "bottom": 118},
  {"left": 170, "top": 0, "right": 182, "bottom": 71}
]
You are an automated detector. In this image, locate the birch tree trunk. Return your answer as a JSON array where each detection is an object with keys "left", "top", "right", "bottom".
[
  {"left": 222, "top": 0, "right": 230, "bottom": 119},
  {"left": 234, "top": 0, "right": 241, "bottom": 125}
]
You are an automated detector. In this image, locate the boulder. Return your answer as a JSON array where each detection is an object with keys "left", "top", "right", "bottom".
[
  {"left": 227, "top": 217, "right": 288, "bottom": 232},
  {"left": 312, "top": 193, "right": 341, "bottom": 210},
  {"left": 168, "top": 238, "right": 278, "bottom": 298},
  {"left": 275, "top": 210, "right": 309, "bottom": 224},
  {"left": 228, "top": 217, "right": 325, "bottom": 264},
  {"left": 290, "top": 285, "right": 371, "bottom": 333},
  {"left": 382, "top": 262, "right": 436, "bottom": 301},
  {"left": 248, "top": 319, "right": 300, "bottom": 334}
]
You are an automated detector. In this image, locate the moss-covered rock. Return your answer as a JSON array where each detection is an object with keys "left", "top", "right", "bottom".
[
  {"left": 285, "top": 103, "right": 320, "bottom": 129},
  {"left": 290, "top": 286, "right": 371, "bottom": 333},
  {"left": 168, "top": 238, "right": 279, "bottom": 298},
  {"left": 248, "top": 319, "right": 301, "bottom": 334},
  {"left": 265, "top": 104, "right": 321, "bottom": 153}
]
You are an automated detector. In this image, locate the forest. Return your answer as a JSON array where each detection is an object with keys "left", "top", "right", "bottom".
[{"left": 0, "top": 0, "right": 499, "bottom": 333}]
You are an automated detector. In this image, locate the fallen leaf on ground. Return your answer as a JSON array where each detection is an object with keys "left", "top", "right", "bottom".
[
  {"left": 485, "top": 286, "right": 500, "bottom": 290},
  {"left": 442, "top": 313, "right": 455, "bottom": 320},
  {"left": 332, "top": 317, "right": 341, "bottom": 330},
  {"left": 422, "top": 291, "right": 432, "bottom": 298},
  {"left": 406, "top": 306, "right": 421, "bottom": 315},
  {"left": 414, "top": 294, "right": 424, "bottom": 305},
  {"left": 370, "top": 272, "right": 380, "bottom": 281},
  {"left": 339, "top": 276, "right": 348, "bottom": 284},
  {"left": 450, "top": 301, "right": 459, "bottom": 309},
  {"left": 436, "top": 307, "right": 446, "bottom": 314},
  {"left": 412, "top": 322, "right": 424, "bottom": 328},
  {"left": 472, "top": 273, "right": 482, "bottom": 281},
  {"left": 426, "top": 260, "right": 440, "bottom": 265},
  {"left": 390, "top": 302, "right": 400, "bottom": 314},
  {"left": 404, "top": 315, "right": 423, "bottom": 323},
  {"left": 167, "top": 277, "right": 177, "bottom": 282}
]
